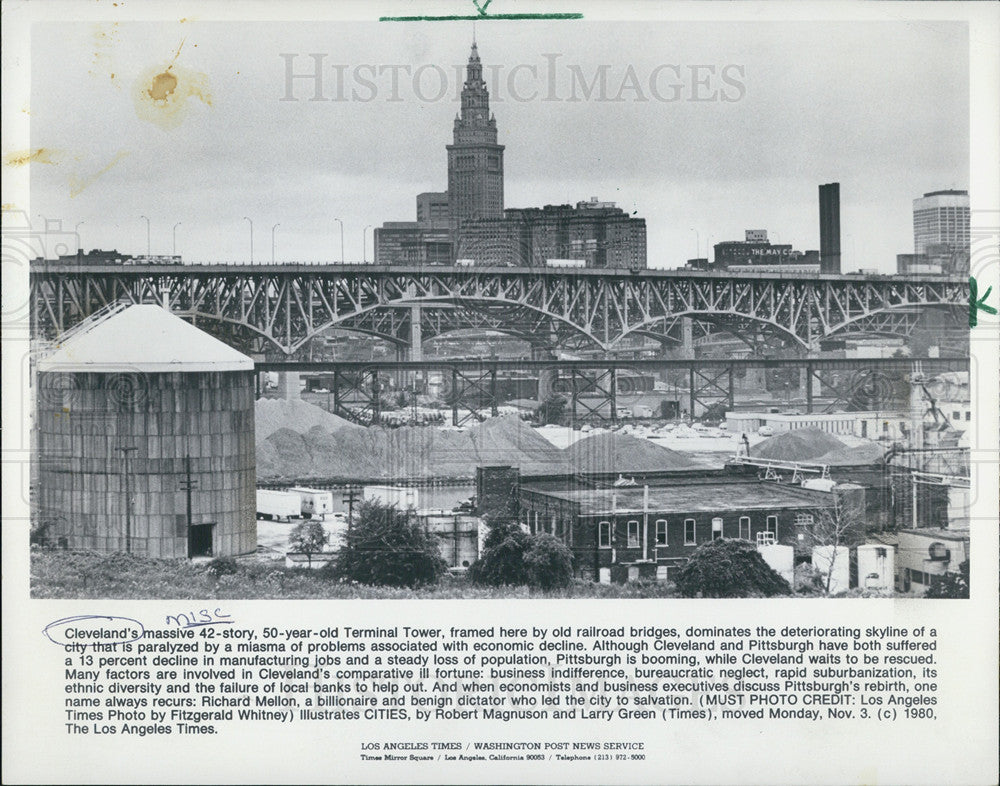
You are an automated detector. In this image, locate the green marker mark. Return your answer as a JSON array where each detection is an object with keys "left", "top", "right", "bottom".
[
  {"left": 380, "top": 13, "right": 583, "bottom": 21},
  {"left": 381, "top": 0, "right": 581, "bottom": 21},
  {"left": 969, "top": 276, "right": 996, "bottom": 327}
]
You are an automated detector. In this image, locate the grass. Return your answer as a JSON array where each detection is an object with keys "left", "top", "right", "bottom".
[{"left": 30, "top": 549, "right": 681, "bottom": 600}]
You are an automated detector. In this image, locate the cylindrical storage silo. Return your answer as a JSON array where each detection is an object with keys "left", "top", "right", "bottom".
[{"left": 35, "top": 305, "right": 256, "bottom": 558}]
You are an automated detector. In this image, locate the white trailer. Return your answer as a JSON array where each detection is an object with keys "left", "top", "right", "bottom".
[
  {"left": 256, "top": 489, "right": 301, "bottom": 522},
  {"left": 288, "top": 487, "right": 335, "bottom": 520},
  {"left": 363, "top": 485, "right": 419, "bottom": 510}
]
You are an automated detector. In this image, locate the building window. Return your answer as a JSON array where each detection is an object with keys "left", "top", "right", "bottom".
[
  {"left": 739, "top": 516, "right": 751, "bottom": 540},
  {"left": 794, "top": 513, "right": 814, "bottom": 526},
  {"left": 766, "top": 515, "right": 778, "bottom": 535},
  {"left": 598, "top": 521, "right": 611, "bottom": 548},
  {"left": 627, "top": 520, "right": 639, "bottom": 548},
  {"left": 712, "top": 517, "right": 723, "bottom": 540},
  {"left": 953, "top": 411, "right": 960, "bottom": 420},
  {"left": 684, "top": 518, "right": 696, "bottom": 545},
  {"left": 655, "top": 519, "right": 667, "bottom": 546},
  {"left": 965, "top": 411, "right": 971, "bottom": 421},
  {"left": 656, "top": 565, "right": 669, "bottom": 582}
]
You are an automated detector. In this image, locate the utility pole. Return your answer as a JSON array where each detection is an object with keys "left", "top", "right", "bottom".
[
  {"left": 179, "top": 455, "right": 199, "bottom": 557},
  {"left": 117, "top": 445, "right": 138, "bottom": 553},
  {"left": 342, "top": 485, "right": 360, "bottom": 532}
]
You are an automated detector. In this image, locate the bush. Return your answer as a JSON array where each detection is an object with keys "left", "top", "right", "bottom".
[
  {"left": 469, "top": 523, "right": 574, "bottom": 590},
  {"left": 467, "top": 520, "right": 532, "bottom": 586},
  {"left": 330, "top": 500, "right": 447, "bottom": 588},
  {"left": 674, "top": 539, "right": 791, "bottom": 598},
  {"left": 924, "top": 560, "right": 969, "bottom": 599},
  {"left": 523, "top": 534, "right": 574, "bottom": 590},
  {"left": 206, "top": 557, "right": 239, "bottom": 577}
]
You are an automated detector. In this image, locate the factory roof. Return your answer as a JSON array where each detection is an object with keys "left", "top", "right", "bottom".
[
  {"left": 38, "top": 305, "right": 254, "bottom": 373},
  {"left": 521, "top": 480, "right": 834, "bottom": 517}
]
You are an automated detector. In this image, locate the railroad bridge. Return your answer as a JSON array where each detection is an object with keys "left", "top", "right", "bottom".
[{"left": 30, "top": 264, "right": 966, "bottom": 356}]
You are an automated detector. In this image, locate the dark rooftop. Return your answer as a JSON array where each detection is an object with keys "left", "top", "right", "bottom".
[{"left": 522, "top": 480, "right": 833, "bottom": 516}]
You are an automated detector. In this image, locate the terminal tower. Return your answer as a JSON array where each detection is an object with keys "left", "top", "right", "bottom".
[{"left": 447, "top": 41, "right": 505, "bottom": 223}]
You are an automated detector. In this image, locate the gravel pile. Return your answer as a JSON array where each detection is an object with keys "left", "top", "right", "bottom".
[
  {"left": 255, "top": 398, "right": 355, "bottom": 441},
  {"left": 565, "top": 432, "right": 699, "bottom": 473},
  {"left": 750, "top": 428, "right": 846, "bottom": 462},
  {"left": 813, "top": 442, "right": 886, "bottom": 465},
  {"left": 255, "top": 413, "right": 568, "bottom": 481}
]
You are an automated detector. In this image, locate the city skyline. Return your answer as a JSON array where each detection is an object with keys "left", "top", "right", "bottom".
[{"left": 28, "top": 20, "right": 968, "bottom": 270}]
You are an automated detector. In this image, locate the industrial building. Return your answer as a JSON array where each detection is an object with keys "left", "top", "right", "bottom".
[
  {"left": 35, "top": 304, "right": 257, "bottom": 558},
  {"left": 516, "top": 474, "right": 835, "bottom": 583},
  {"left": 710, "top": 229, "right": 819, "bottom": 273}
]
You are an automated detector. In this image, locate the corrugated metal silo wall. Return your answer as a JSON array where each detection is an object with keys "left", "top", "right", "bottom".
[{"left": 35, "top": 369, "right": 256, "bottom": 558}]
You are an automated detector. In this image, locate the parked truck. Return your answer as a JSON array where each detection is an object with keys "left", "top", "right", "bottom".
[
  {"left": 256, "top": 489, "right": 301, "bottom": 522},
  {"left": 363, "top": 485, "right": 420, "bottom": 510},
  {"left": 288, "top": 487, "right": 335, "bottom": 520}
]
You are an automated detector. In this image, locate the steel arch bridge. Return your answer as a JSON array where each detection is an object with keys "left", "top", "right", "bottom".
[{"left": 29, "top": 264, "right": 966, "bottom": 355}]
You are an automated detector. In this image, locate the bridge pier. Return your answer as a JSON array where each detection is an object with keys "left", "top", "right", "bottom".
[
  {"left": 531, "top": 346, "right": 558, "bottom": 402},
  {"left": 278, "top": 371, "right": 301, "bottom": 401},
  {"left": 681, "top": 317, "right": 694, "bottom": 358}
]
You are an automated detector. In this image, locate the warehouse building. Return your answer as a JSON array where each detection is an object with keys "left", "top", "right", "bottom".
[
  {"left": 517, "top": 475, "right": 835, "bottom": 583},
  {"left": 35, "top": 305, "right": 257, "bottom": 558}
]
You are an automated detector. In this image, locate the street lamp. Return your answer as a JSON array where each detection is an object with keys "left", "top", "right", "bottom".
[
  {"left": 173, "top": 222, "right": 182, "bottom": 257},
  {"left": 243, "top": 217, "right": 254, "bottom": 264},
  {"left": 75, "top": 221, "right": 85, "bottom": 253},
  {"left": 363, "top": 225, "right": 372, "bottom": 263},
  {"left": 139, "top": 215, "right": 151, "bottom": 260},
  {"left": 690, "top": 228, "right": 700, "bottom": 259},
  {"left": 333, "top": 217, "right": 345, "bottom": 263},
  {"left": 271, "top": 223, "right": 280, "bottom": 264}
]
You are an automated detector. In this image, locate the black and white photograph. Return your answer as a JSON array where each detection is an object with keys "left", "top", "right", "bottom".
[{"left": 3, "top": 1, "right": 997, "bottom": 784}]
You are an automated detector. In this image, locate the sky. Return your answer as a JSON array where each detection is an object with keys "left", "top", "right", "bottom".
[{"left": 26, "top": 17, "right": 969, "bottom": 271}]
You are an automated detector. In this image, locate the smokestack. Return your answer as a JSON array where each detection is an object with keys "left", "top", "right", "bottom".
[{"left": 819, "top": 182, "right": 841, "bottom": 274}]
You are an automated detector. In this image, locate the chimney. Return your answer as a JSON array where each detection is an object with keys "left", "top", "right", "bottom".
[{"left": 819, "top": 182, "right": 841, "bottom": 274}]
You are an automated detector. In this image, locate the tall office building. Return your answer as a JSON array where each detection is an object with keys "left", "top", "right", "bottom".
[
  {"left": 447, "top": 42, "right": 505, "bottom": 223},
  {"left": 913, "top": 190, "right": 970, "bottom": 256},
  {"left": 818, "top": 182, "right": 841, "bottom": 275},
  {"left": 456, "top": 198, "right": 647, "bottom": 269}
]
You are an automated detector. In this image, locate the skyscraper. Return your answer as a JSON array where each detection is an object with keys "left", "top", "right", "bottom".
[
  {"left": 818, "top": 182, "right": 841, "bottom": 275},
  {"left": 913, "top": 190, "right": 970, "bottom": 256},
  {"left": 447, "top": 42, "right": 505, "bottom": 223}
]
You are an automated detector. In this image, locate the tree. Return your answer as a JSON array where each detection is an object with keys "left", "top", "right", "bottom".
[
  {"left": 674, "top": 539, "right": 791, "bottom": 598},
  {"left": 289, "top": 519, "right": 329, "bottom": 568},
  {"left": 469, "top": 521, "right": 574, "bottom": 590},
  {"left": 805, "top": 495, "right": 867, "bottom": 595},
  {"left": 523, "top": 534, "right": 574, "bottom": 590},
  {"left": 330, "top": 499, "right": 447, "bottom": 587},
  {"left": 924, "top": 559, "right": 969, "bottom": 599},
  {"left": 468, "top": 519, "right": 532, "bottom": 586}
]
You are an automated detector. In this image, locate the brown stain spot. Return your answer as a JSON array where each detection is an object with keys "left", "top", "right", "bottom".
[
  {"left": 133, "top": 59, "right": 212, "bottom": 130},
  {"left": 148, "top": 71, "right": 179, "bottom": 102},
  {"left": 68, "top": 150, "right": 130, "bottom": 198},
  {"left": 4, "top": 148, "right": 58, "bottom": 167}
]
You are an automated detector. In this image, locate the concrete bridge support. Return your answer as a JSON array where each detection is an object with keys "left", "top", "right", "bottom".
[{"left": 279, "top": 371, "right": 301, "bottom": 400}]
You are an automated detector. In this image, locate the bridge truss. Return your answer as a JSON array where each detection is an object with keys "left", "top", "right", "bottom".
[
  {"left": 30, "top": 265, "right": 966, "bottom": 355},
  {"left": 258, "top": 357, "right": 968, "bottom": 427}
]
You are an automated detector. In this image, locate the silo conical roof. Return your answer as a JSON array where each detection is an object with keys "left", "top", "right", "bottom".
[{"left": 37, "top": 305, "right": 254, "bottom": 373}]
